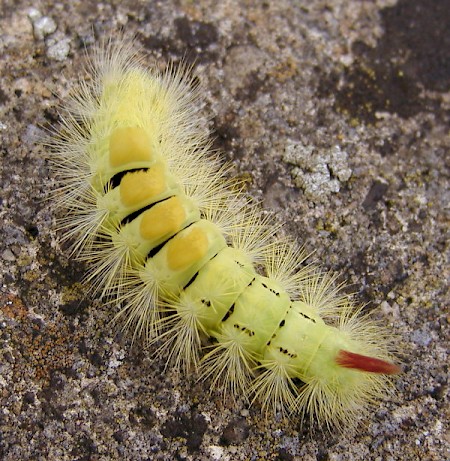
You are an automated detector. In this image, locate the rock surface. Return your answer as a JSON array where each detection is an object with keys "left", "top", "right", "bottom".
[{"left": 0, "top": 0, "right": 448, "bottom": 460}]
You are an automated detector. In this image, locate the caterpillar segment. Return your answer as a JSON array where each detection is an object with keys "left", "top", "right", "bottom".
[{"left": 51, "top": 39, "right": 399, "bottom": 429}]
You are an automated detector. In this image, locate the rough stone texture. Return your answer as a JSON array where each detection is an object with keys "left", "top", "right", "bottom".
[{"left": 0, "top": 0, "right": 448, "bottom": 460}]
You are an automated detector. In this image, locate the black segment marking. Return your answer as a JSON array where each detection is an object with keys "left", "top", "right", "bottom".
[
  {"left": 221, "top": 304, "right": 235, "bottom": 322},
  {"left": 120, "top": 196, "right": 175, "bottom": 226},
  {"left": 182, "top": 251, "right": 220, "bottom": 291},
  {"left": 146, "top": 221, "right": 195, "bottom": 259},
  {"left": 147, "top": 239, "right": 169, "bottom": 259},
  {"left": 278, "top": 347, "right": 297, "bottom": 359},
  {"left": 234, "top": 324, "right": 254, "bottom": 337},
  {"left": 108, "top": 167, "right": 148, "bottom": 191},
  {"left": 261, "top": 282, "right": 280, "bottom": 296},
  {"left": 183, "top": 272, "right": 199, "bottom": 290},
  {"left": 299, "top": 312, "right": 316, "bottom": 323}
]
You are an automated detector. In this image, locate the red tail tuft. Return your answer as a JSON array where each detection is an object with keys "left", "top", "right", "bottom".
[{"left": 336, "top": 349, "right": 400, "bottom": 375}]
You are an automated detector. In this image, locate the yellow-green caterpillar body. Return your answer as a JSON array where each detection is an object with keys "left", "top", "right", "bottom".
[{"left": 50, "top": 38, "right": 399, "bottom": 430}]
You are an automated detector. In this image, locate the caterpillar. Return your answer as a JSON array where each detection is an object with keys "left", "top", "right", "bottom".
[{"left": 49, "top": 37, "right": 400, "bottom": 430}]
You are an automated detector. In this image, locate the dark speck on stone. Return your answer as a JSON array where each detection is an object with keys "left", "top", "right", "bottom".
[
  {"left": 220, "top": 417, "right": 249, "bottom": 445},
  {"left": 277, "top": 447, "right": 295, "bottom": 461},
  {"left": 363, "top": 181, "right": 389, "bottom": 210},
  {"left": 175, "top": 16, "right": 218, "bottom": 48},
  {"left": 23, "top": 391, "right": 35, "bottom": 405},
  {"left": 161, "top": 412, "right": 207, "bottom": 453}
]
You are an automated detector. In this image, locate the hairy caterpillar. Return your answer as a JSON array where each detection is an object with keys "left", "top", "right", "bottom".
[{"left": 49, "top": 37, "right": 400, "bottom": 430}]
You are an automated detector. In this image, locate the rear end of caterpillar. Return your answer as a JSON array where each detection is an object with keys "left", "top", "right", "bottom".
[{"left": 50, "top": 38, "right": 399, "bottom": 430}]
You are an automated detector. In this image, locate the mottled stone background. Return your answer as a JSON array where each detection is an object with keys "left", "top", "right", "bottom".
[{"left": 0, "top": 0, "right": 448, "bottom": 460}]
